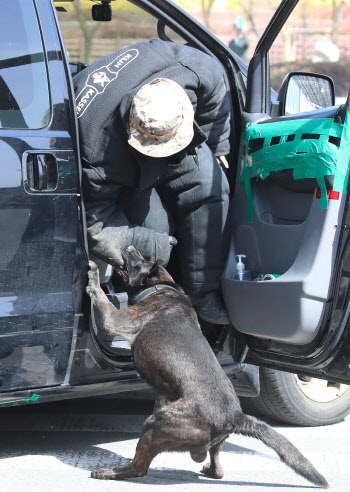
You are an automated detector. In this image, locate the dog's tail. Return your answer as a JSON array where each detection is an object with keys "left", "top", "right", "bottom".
[{"left": 233, "top": 413, "right": 328, "bottom": 488}]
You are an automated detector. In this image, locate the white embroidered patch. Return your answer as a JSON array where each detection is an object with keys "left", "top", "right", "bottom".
[
  {"left": 92, "top": 71, "right": 111, "bottom": 88},
  {"left": 75, "top": 49, "right": 139, "bottom": 118}
]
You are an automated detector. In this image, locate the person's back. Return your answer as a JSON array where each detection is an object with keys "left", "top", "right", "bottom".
[
  {"left": 74, "top": 39, "right": 232, "bottom": 324},
  {"left": 74, "top": 39, "right": 230, "bottom": 170}
]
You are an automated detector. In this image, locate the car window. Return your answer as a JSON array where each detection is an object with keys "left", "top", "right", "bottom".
[
  {"left": 0, "top": 0, "right": 50, "bottom": 129},
  {"left": 269, "top": 0, "right": 346, "bottom": 105},
  {"left": 170, "top": 0, "right": 274, "bottom": 64},
  {"left": 170, "top": 1, "right": 347, "bottom": 108},
  {"left": 56, "top": 0, "right": 187, "bottom": 68}
]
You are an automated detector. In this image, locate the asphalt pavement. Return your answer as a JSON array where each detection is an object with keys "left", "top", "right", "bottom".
[{"left": 0, "top": 395, "right": 349, "bottom": 492}]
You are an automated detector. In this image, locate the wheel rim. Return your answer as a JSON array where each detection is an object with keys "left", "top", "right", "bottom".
[{"left": 294, "top": 375, "right": 349, "bottom": 403}]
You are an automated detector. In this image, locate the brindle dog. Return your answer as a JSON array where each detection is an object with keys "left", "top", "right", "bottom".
[{"left": 86, "top": 246, "right": 328, "bottom": 487}]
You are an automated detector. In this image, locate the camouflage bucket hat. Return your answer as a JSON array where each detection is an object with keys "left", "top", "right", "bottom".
[{"left": 127, "top": 78, "right": 194, "bottom": 157}]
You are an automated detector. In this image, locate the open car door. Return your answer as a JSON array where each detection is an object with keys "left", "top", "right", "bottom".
[{"left": 222, "top": 0, "right": 350, "bottom": 385}]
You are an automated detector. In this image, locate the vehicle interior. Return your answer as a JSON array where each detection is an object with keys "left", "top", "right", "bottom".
[
  {"left": 223, "top": 108, "right": 346, "bottom": 346},
  {"left": 56, "top": 1, "right": 350, "bottom": 374}
]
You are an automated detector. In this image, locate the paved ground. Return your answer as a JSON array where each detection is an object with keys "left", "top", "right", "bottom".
[{"left": 0, "top": 396, "right": 349, "bottom": 492}]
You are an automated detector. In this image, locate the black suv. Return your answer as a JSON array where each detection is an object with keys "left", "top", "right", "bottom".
[{"left": 0, "top": 0, "right": 349, "bottom": 427}]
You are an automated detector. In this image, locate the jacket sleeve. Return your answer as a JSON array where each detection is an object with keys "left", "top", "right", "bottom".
[
  {"left": 195, "top": 73, "right": 231, "bottom": 157},
  {"left": 173, "top": 43, "right": 231, "bottom": 157},
  {"left": 82, "top": 166, "right": 172, "bottom": 268}
]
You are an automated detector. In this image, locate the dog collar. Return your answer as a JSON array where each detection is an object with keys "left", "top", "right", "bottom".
[{"left": 130, "top": 284, "right": 178, "bottom": 305}]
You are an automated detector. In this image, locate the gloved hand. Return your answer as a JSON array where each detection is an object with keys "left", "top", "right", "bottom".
[{"left": 127, "top": 228, "right": 177, "bottom": 268}]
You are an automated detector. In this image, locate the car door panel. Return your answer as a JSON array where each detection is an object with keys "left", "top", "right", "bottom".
[
  {"left": 223, "top": 105, "right": 348, "bottom": 341},
  {"left": 222, "top": 0, "right": 350, "bottom": 383}
]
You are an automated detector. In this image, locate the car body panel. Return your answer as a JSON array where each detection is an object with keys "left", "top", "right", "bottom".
[{"left": 0, "top": 0, "right": 82, "bottom": 391}]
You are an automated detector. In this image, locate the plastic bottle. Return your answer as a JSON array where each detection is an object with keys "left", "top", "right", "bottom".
[{"left": 234, "top": 254, "right": 251, "bottom": 281}]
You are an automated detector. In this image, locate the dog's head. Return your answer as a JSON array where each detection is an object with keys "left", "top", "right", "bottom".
[{"left": 114, "top": 246, "right": 175, "bottom": 290}]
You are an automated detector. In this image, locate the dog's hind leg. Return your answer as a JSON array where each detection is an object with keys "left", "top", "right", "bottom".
[
  {"left": 91, "top": 409, "right": 211, "bottom": 480},
  {"left": 91, "top": 416, "right": 169, "bottom": 480},
  {"left": 91, "top": 420, "right": 159, "bottom": 480},
  {"left": 201, "top": 438, "right": 227, "bottom": 479}
]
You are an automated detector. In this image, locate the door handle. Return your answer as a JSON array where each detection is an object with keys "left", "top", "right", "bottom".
[{"left": 25, "top": 153, "right": 58, "bottom": 192}]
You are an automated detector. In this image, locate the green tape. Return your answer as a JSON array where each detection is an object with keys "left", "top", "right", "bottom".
[
  {"left": 316, "top": 174, "right": 328, "bottom": 209},
  {"left": 239, "top": 112, "right": 350, "bottom": 222},
  {"left": 0, "top": 394, "right": 41, "bottom": 406},
  {"left": 244, "top": 177, "right": 254, "bottom": 223},
  {"left": 263, "top": 274, "right": 281, "bottom": 280}
]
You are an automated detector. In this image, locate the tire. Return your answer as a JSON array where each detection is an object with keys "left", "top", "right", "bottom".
[{"left": 240, "top": 367, "right": 350, "bottom": 426}]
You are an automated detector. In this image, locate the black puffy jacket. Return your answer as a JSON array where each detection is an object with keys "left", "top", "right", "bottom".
[{"left": 73, "top": 38, "right": 231, "bottom": 267}]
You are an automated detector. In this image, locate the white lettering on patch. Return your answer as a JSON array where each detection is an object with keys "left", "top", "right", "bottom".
[{"left": 75, "top": 49, "right": 139, "bottom": 118}]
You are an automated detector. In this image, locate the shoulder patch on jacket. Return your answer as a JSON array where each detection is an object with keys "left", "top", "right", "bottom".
[{"left": 76, "top": 49, "right": 139, "bottom": 118}]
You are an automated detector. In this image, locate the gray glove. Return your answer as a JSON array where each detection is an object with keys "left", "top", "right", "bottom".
[{"left": 127, "top": 228, "right": 177, "bottom": 267}]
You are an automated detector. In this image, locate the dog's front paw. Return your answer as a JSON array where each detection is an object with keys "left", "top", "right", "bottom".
[
  {"left": 88, "top": 261, "right": 99, "bottom": 280},
  {"left": 86, "top": 261, "right": 100, "bottom": 299}
]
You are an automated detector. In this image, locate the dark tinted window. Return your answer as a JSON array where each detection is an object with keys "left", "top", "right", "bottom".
[{"left": 0, "top": 0, "right": 50, "bottom": 129}]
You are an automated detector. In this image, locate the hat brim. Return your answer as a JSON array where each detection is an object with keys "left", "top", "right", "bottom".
[{"left": 127, "top": 84, "right": 194, "bottom": 158}]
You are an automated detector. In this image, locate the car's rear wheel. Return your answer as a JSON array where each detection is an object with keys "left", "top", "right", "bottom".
[{"left": 240, "top": 367, "right": 350, "bottom": 426}]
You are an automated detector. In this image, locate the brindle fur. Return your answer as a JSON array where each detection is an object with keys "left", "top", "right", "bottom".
[{"left": 86, "top": 246, "right": 328, "bottom": 487}]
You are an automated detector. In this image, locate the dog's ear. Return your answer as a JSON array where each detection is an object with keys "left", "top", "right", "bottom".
[
  {"left": 146, "top": 259, "right": 163, "bottom": 281},
  {"left": 145, "top": 260, "right": 175, "bottom": 285},
  {"left": 127, "top": 257, "right": 163, "bottom": 289}
]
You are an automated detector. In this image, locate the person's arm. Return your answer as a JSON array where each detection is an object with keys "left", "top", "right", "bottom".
[
  {"left": 82, "top": 166, "right": 172, "bottom": 267},
  {"left": 168, "top": 43, "right": 231, "bottom": 157},
  {"left": 196, "top": 74, "right": 231, "bottom": 157}
]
